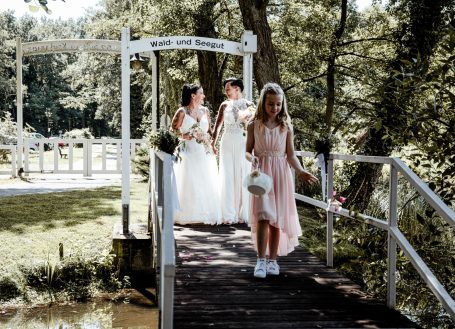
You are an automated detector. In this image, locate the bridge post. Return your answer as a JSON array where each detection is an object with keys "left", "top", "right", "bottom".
[
  {"left": 387, "top": 164, "right": 398, "bottom": 309},
  {"left": 121, "top": 27, "right": 131, "bottom": 234},
  {"left": 326, "top": 157, "right": 334, "bottom": 267},
  {"left": 241, "top": 31, "right": 256, "bottom": 101},
  {"left": 16, "top": 37, "right": 23, "bottom": 175}
]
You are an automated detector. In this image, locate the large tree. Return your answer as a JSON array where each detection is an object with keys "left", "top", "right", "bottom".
[
  {"left": 343, "top": 0, "right": 455, "bottom": 211},
  {"left": 238, "top": 0, "right": 280, "bottom": 89}
]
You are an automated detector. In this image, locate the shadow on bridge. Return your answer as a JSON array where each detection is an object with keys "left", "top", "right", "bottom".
[{"left": 173, "top": 224, "right": 418, "bottom": 329}]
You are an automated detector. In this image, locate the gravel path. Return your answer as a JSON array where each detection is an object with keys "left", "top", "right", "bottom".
[{"left": 0, "top": 173, "right": 122, "bottom": 197}]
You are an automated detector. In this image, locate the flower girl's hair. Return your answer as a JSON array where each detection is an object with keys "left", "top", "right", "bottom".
[{"left": 254, "top": 82, "right": 291, "bottom": 132}]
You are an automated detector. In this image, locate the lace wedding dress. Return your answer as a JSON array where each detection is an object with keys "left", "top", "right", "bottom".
[
  {"left": 173, "top": 112, "right": 222, "bottom": 225},
  {"left": 219, "top": 98, "right": 254, "bottom": 224}
]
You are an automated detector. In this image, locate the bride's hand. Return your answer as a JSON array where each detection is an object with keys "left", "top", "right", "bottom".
[{"left": 182, "top": 133, "right": 192, "bottom": 140}]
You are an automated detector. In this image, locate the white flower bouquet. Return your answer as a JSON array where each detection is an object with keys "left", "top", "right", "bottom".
[{"left": 188, "top": 123, "right": 213, "bottom": 154}]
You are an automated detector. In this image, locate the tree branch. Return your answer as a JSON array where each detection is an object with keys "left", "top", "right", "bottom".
[
  {"left": 337, "top": 52, "right": 388, "bottom": 62},
  {"left": 338, "top": 36, "right": 393, "bottom": 47}
]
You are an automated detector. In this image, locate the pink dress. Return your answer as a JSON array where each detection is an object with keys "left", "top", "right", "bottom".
[{"left": 250, "top": 121, "right": 302, "bottom": 256}]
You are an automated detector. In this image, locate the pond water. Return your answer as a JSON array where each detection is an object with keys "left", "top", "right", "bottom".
[{"left": 0, "top": 289, "right": 158, "bottom": 329}]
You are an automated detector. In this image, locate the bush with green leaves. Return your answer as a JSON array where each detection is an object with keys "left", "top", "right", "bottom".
[
  {"left": 0, "top": 112, "right": 17, "bottom": 161},
  {"left": 149, "top": 128, "right": 179, "bottom": 155},
  {"left": 63, "top": 128, "right": 94, "bottom": 140},
  {"left": 0, "top": 276, "right": 21, "bottom": 301},
  {"left": 1, "top": 253, "right": 127, "bottom": 304}
]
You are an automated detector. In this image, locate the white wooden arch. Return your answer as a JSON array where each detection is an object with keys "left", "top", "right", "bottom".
[
  {"left": 15, "top": 29, "right": 257, "bottom": 234},
  {"left": 120, "top": 27, "right": 257, "bottom": 232},
  {"left": 16, "top": 38, "right": 122, "bottom": 174}
]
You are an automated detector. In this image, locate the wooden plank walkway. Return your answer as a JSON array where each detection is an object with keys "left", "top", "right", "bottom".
[{"left": 173, "top": 224, "right": 419, "bottom": 329}]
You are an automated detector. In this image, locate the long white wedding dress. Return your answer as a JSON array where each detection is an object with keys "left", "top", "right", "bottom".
[
  {"left": 173, "top": 112, "right": 222, "bottom": 225},
  {"left": 219, "top": 99, "right": 252, "bottom": 224}
]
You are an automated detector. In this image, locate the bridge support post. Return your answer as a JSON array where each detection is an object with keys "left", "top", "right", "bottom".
[
  {"left": 326, "top": 158, "right": 334, "bottom": 267},
  {"left": 387, "top": 164, "right": 398, "bottom": 308}
]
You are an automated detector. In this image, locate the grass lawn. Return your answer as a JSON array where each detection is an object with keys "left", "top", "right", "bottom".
[{"left": 0, "top": 178, "right": 149, "bottom": 280}]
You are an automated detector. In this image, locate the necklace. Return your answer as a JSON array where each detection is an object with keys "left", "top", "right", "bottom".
[{"left": 186, "top": 106, "right": 198, "bottom": 118}]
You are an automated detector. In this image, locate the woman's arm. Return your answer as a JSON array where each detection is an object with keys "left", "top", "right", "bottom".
[
  {"left": 285, "top": 127, "right": 317, "bottom": 184},
  {"left": 205, "top": 107, "right": 216, "bottom": 150},
  {"left": 211, "top": 102, "right": 226, "bottom": 155},
  {"left": 171, "top": 108, "right": 191, "bottom": 140},
  {"left": 211, "top": 102, "right": 226, "bottom": 144}
]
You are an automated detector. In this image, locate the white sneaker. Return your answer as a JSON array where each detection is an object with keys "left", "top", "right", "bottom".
[
  {"left": 254, "top": 258, "right": 267, "bottom": 278},
  {"left": 266, "top": 260, "right": 280, "bottom": 275}
]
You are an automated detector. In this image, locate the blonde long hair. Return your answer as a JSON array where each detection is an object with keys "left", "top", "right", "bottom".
[{"left": 254, "top": 82, "right": 291, "bottom": 132}]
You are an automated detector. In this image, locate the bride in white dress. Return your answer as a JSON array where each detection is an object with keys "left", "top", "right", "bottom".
[
  {"left": 171, "top": 83, "right": 221, "bottom": 225},
  {"left": 212, "top": 78, "right": 255, "bottom": 224}
]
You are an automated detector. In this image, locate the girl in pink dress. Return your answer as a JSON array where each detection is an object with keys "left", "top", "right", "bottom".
[{"left": 245, "top": 83, "right": 317, "bottom": 278}]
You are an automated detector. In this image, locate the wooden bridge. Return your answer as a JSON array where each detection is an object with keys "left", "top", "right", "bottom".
[
  {"left": 172, "top": 224, "right": 417, "bottom": 329},
  {"left": 149, "top": 151, "right": 455, "bottom": 329}
]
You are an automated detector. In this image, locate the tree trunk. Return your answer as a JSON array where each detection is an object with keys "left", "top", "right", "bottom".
[
  {"left": 194, "top": 0, "right": 224, "bottom": 114},
  {"left": 238, "top": 0, "right": 280, "bottom": 90},
  {"left": 343, "top": 0, "right": 449, "bottom": 211},
  {"left": 325, "top": 0, "right": 347, "bottom": 130}
]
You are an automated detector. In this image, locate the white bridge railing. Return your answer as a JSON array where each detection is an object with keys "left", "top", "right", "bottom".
[
  {"left": 17, "top": 138, "right": 146, "bottom": 176},
  {"left": 296, "top": 151, "right": 455, "bottom": 320},
  {"left": 147, "top": 151, "right": 455, "bottom": 327},
  {"left": 148, "top": 150, "right": 175, "bottom": 329}
]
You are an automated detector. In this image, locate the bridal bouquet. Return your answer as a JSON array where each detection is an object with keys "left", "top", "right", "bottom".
[
  {"left": 239, "top": 103, "right": 256, "bottom": 135},
  {"left": 188, "top": 123, "right": 213, "bottom": 154},
  {"left": 239, "top": 104, "right": 256, "bottom": 123}
]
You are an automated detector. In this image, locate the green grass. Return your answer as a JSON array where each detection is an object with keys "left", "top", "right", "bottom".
[{"left": 0, "top": 179, "right": 148, "bottom": 280}]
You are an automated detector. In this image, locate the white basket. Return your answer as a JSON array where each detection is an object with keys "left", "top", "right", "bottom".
[{"left": 243, "top": 169, "right": 273, "bottom": 196}]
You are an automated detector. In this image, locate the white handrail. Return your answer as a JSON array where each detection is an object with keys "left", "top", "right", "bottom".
[
  {"left": 149, "top": 149, "right": 175, "bottom": 329},
  {"left": 148, "top": 150, "right": 454, "bottom": 325},
  {"left": 296, "top": 151, "right": 455, "bottom": 320}
]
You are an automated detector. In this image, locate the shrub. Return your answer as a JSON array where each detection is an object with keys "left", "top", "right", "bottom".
[
  {"left": 0, "top": 276, "right": 21, "bottom": 301},
  {"left": 14, "top": 253, "right": 125, "bottom": 303},
  {"left": 149, "top": 128, "right": 179, "bottom": 155},
  {"left": 63, "top": 128, "right": 93, "bottom": 140},
  {"left": 0, "top": 113, "right": 17, "bottom": 161}
]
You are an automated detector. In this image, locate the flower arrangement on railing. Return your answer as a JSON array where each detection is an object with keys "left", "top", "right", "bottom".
[
  {"left": 328, "top": 190, "right": 347, "bottom": 212},
  {"left": 149, "top": 128, "right": 179, "bottom": 155}
]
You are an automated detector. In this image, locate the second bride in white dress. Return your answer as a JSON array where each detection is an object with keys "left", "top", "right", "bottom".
[
  {"left": 171, "top": 83, "right": 222, "bottom": 225},
  {"left": 212, "top": 78, "right": 255, "bottom": 224}
]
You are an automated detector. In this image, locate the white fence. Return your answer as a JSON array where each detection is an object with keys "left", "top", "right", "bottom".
[
  {"left": 295, "top": 151, "right": 455, "bottom": 320},
  {"left": 1, "top": 138, "right": 146, "bottom": 176}
]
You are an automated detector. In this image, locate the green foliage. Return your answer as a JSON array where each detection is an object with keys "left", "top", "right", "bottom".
[
  {"left": 0, "top": 276, "right": 21, "bottom": 301},
  {"left": 132, "top": 145, "right": 150, "bottom": 181},
  {"left": 16, "top": 253, "right": 125, "bottom": 303},
  {"left": 0, "top": 112, "right": 17, "bottom": 161},
  {"left": 148, "top": 128, "right": 179, "bottom": 155},
  {"left": 63, "top": 128, "right": 94, "bottom": 140}
]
